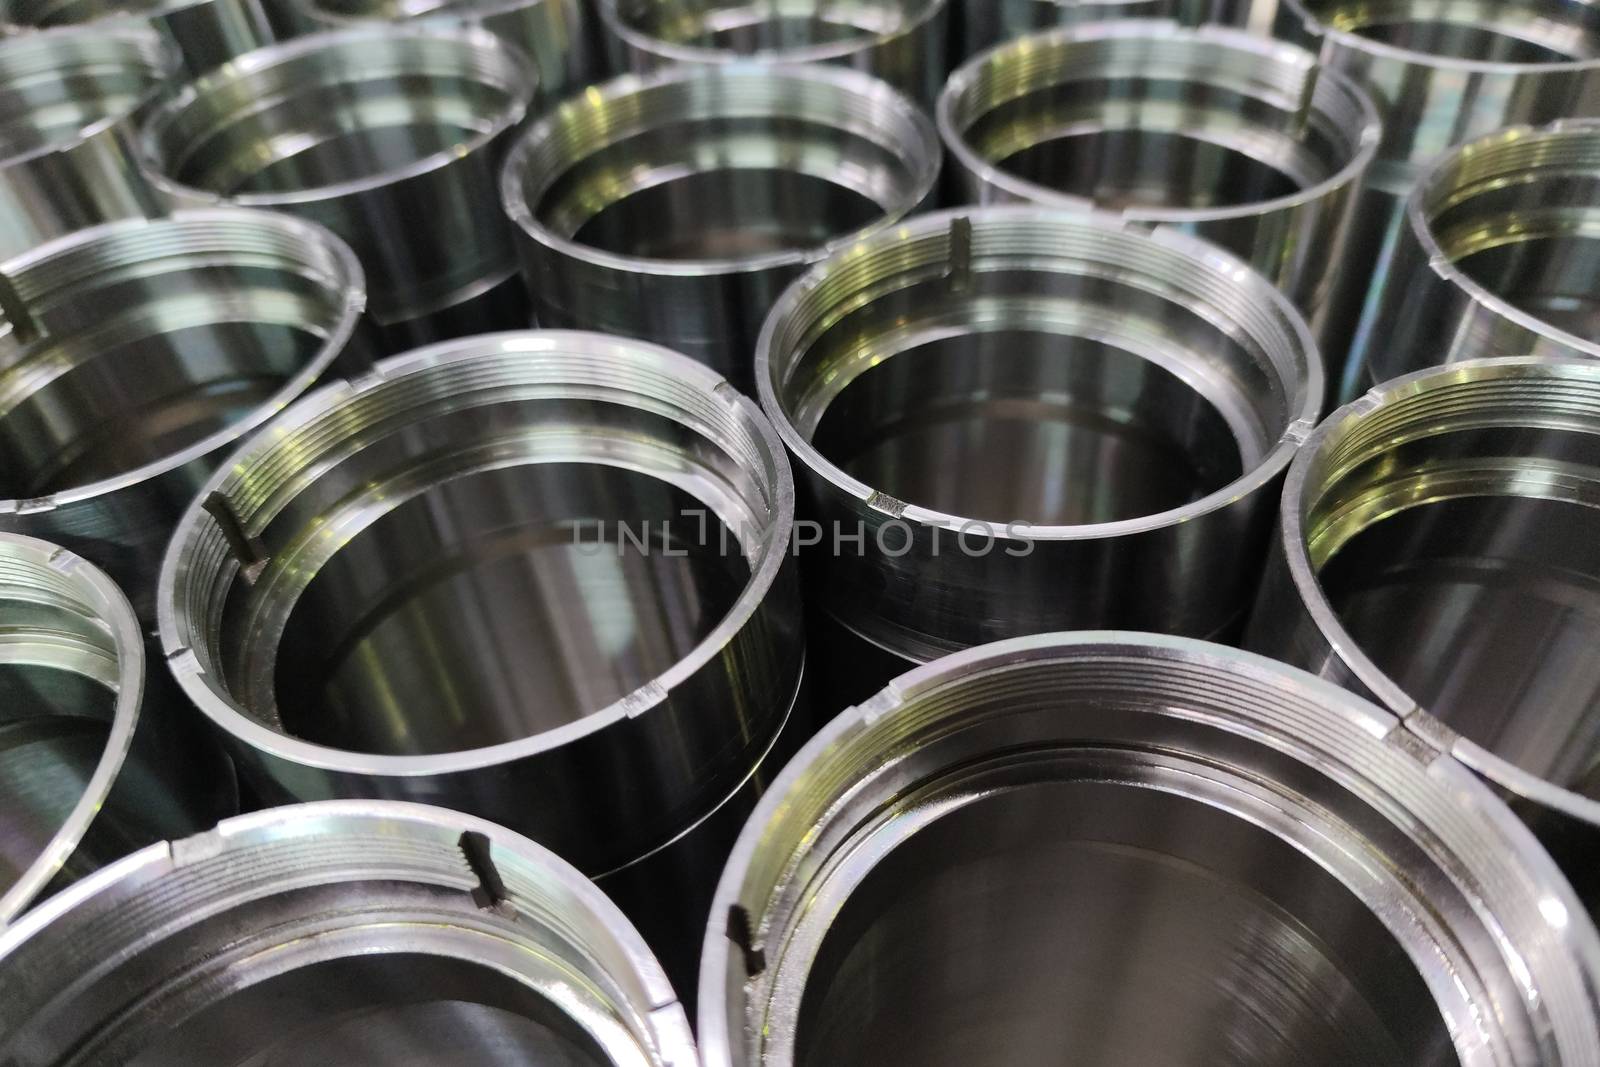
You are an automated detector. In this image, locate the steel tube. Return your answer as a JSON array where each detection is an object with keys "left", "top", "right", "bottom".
[
  {"left": 0, "top": 209, "right": 370, "bottom": 621},
  {"left": 142, "top": 26, "right": 538, "bottom": 350},
  {"left": 0, "top": 0, "right": 283, "bottom": 76},
  {"left": 955, "top": 0, "right": 1269, "bottom": 57},
  {"left": 0, "top": 801, "right": 697, "bottom": 1066},
  {"left": 1250, "top": 356, "right": 1600, "bottom": 910},
  {"left": 500, "top": 63, "right": 940, "bottom": 388},
  {"left": 701, "top": 632, "right": 1600, "bottom": 1067},
  {"left": 0, "top": 533, "right": 234, "bottom": 925},
  {"left": 939, "top": 22, "right": 1380, "bottom": 323}
]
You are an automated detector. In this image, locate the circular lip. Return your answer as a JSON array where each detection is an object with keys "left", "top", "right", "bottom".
[
  {"left": 594, "top": 0, "right": 946, "bottom": 67},
  {"left": 1277, "top": 354, "right": 1600, "bottom": 829},
  {"left": 498, "top": 62, "right": 942, "bottom": 278},
  {"left": 290, "top": 0, "right": 561, "bottom": 32},
  {"left": 139, "top": 25, "right": 538, "bottom": 208},
  {"left": 1278, "top": 0, "right": 1600, "bottom": 73},
  {"left": 0, "top": 533, "right": 145, "bottom": 925},
  {"left": 936, "top": 21, "right": 1382, "bottom": 227},
  {"left": 0, "top": 208, "right": 368, "bottom": 517},
  {"left": 156, "top": 330, "right": 797, "bottom": 779},
  {"left": 755, "top": 204, "right": 1325, "bottom": 541}
]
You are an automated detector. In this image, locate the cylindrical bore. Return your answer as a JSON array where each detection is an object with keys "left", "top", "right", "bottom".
[
  {"left": 0, "top": 801, "right": 698, "bottom": 1066},
  {"left": 955, "top": 0, "right": 1268, "bottom": 57},
  {"left": 939, "top": 22, "right": 1380, "bottom": 322},
  {"left": 701, "top": 632, "right": 1600, "bottom": 1067},
  {"left": 0, "top": 533, "right": 234, "bottom": 925},
  {"left": 0, "top": 26, "right": 173, "bottom": 261},
  {"left": 757, "top": 206, "right": 1321, "bottom": 696},
  {"left": 141, "top": 26, "right": 538, "bottom": 349},
  {"left": 500, "top": 63, "right": 940, "bottom": 388},
  {"left": 1250, "top": 356, "right": 1600, "bottom": 909},
  {"left": 1364, "top": 120, "right": 1600, "bottom": 386},
  {"left": 0, "top": 0, "right": 283, "bottom": 76},
  {"left": 596, "top": 0, "right": 949, "bottom": 103},
  {"left": 0, "top": 209, "right": 371, "bottom": 621}
]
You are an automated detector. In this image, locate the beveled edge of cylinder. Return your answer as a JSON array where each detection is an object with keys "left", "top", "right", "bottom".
[
  {"left": 0, "top": 532, "right": 144, "bottom": 925},
  {"left": 936, "top": 20, "right": 1381, "bottom": 225},
  {"left": 156, "top": 329, "right": 797, "bottom": 778},
  {"left": 1278, "top": 0, "right": 1600, "bottom": 73},
  {"left": 499, "top": 61, "right": 942, "bottom": 278},
  {"left": 289, "top": 0, "right": 566, "bottom": 31},
  {"left": 1278, "top": 354, "right": 1600, "bottom": 827},
  {"left": 0, "top": 799, "right": 699, "bottom": 1067}
]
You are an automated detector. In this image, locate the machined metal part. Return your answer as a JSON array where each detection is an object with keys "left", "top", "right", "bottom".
[
  {"left": 141, "top": 26, "right": 538, "bottom": 349},
  {"left": 1250, "top": 356, "right": 1600, "bottom": 910},
  {"left": 0, "top": 209, "right": 370, "bottom": 621},
  {"left": 700, "top": 632, "right": 1600, "bottom": 1067},
  {"left": 0, "top": 533, "right": 234, "bottom": 926},
  {"left": 939, "top": 22, "right": 1380, "bottom": 323},
  {"left": 596, "top": 0, "right": 949, "bottom": 103},
  {"left": 157, "top": 331, "right": 804, "bottom": 973},
  {"left": 757, "top": 206, "right": 1321, "bottom": 700},
  {"left": 1274, "top": 0, "right": 1600, "bottom": 402},
  {"left": 501, "top": 63, "right": 939, "bottom": 390},
  {"left": 0, "top": 0, "right": 282, "bottom": 76},
  {"left": 0, "top": 801, "right": 698, "bottom": 1066},
  {"left": 1365, "top": 119, "right": 1600, "bottom": 385},
  {"left": 955, "top": 0, "right": 1275, "bottom": 57},
  {"left": 0, "top": 26, "right": 174, "bottom": 261}
]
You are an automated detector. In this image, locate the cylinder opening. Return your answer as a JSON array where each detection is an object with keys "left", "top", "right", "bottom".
[
  {"left": 603, "top": 0, "right": 936, "bottom": 54},
  {"left": 0, "top": 28, "right": 168, "bottom": 164},
  {"left": 1301, "top": 0, "right": 1600, "bottom": 61}
]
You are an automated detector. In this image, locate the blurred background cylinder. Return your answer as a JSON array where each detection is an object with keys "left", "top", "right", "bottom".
[
  {"left": 1365, "top": 120, "right": 1600, "bottom": 385},
  {"left": 758, "top": 206, "right": 1321, "bottom": 705},
  {"left": 0, "top": 533, "right": 234, "bottom": 925},
  {"left": 0, "top": 0, "right": 282, "bottom": 75},
  {"left": 595, "top": 0, "right": 950, "bottom": 103},
  {"left": 501, "top": 63, "right": 939, "bottom": 390},
  {"left": 1251, "top": 356, "right": 1600, "bottom": 910},
  {"left": 939, "top": 22, "right": 1380, "bottom": 325},
  {"left": 955, "top": 0, "right": 1276, "bottom": 56},
  {"left": 0, "top": 209, "right": 370, "bottom": 621},
  {"left": 158, "top": 331, "right": 805, "bottom": 990},
  {"left": 142, "top": 26, "right": 538, "bottom": 352},
  {"left": 700, "top": 633, "right": 1600, "bottom": 1067},
  {"left": 0, "top": 801, "right": 697, "bottom": 1066},
  {"left": 0, "top": 26, "right": 173, "bottom": 260}
]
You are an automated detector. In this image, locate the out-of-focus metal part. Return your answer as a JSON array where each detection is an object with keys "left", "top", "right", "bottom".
[
  {"left": 501, "top": 64, "right": 939, "bottom": 389},
  {"left": 0, "top": 801, "right": 698, "bottom": 1066},
  {"left": 758, "top": 206, "right": 1321, "bottom": 705},
  {"left": 0, "top": 0, "right": 281, "bottom": 76},
  {"left": 158, "top": 331, "right": 804, "bottom": 989},
  {"left": 0, "top": 533, "right": 235, "bottom": 926},
  {"left": 939, "top": 22, "right": 1380, "bottom": 324},
  {"left": 0, "top": 209, "right": 370, "bottom": 621},
  {"left": 1365, "top": 120, "right": 1600, "bottom": 384},
  {"left": 1275, "top": 0, "right": 1600, "bottom": 403},
  {"left": 701, "top": 632, "right": 1600, "bottom": 1067},
  {"left": 1251, "top": 356, "right": 1600, "bottom": 911},
  {"left": 596, "top": 0, "right": 949, "bottom": 103},
  {"left": 955, "top": 0, "right": 1276, "bottom": 56},
  {"left": 0, "top": 26, "right": 173, "bottom": 260},
  {"left": 142, "top": 26, "right": 538, "bottom": 351}
]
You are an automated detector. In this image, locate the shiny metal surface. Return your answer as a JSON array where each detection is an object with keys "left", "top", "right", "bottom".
[
  {"left": 0, "top": 26, "right": 173, "bottom": 261},
  {"left": 0, "top": 533, "right": 233, "bottom": 925},
  {"left": 758, "top": 206, "right": 1321, "bottom": 695},
  {"left": 501, "top": 64, "right": 939, "bottom": 389},
  {"left": 0, "top": 0, "right": 282, "bottom": 75},
  {"left": 1250, "top": 356, "right": 1600, "bottom": 909},
  {"left": 701, "top": 633, "right": 1600, "bottom": 1067},
  {"left": 0, "top": 209, "right": 370, "bottom": 621},
  {"left": 0, "top": 801, "right": 697, "bottom": 1066},
  {"left": 939, "top": 23, "right": 1379, "bottom": 323},
  {"left": 142, "top": 26, "right": 538, "bottom": 347},
  {"left": 956, "top": 0, "right": 1273, "bottom": 56},
  {"left": 596, "top": 0, "right": 949, "bottom": 103}
]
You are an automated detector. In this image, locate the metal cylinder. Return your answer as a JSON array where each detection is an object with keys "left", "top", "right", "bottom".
[
  {"left": 501, "top": 64, "right": 940, "bottom": 388},
  {"left": 0, "top": 209, "right": 370, "bottom": 621},
  {"left": 757, "top": 206, "right": 1321, "bottom": 703},
  {"left": 1250, "top": 356, "right": 1600, "bottom": 910},
  {"left": 939, "top": 22, "right": 1380, "bottom": 324},
  {"left": 956, "top": 0, "right": 1265, "bottom": 57},
  {"left": 595, "top": 0, "right": 950, "bottom": 103},
  {"left": 0, "top": 533, "right": 234, "bottom": 925},
  {"left": 0, "top": 26, "right": 173, "bottom": 260},
  {"left": 157, "top": 331, "right": 805, "bottom": 982},
  {"left": 0, "top": 0, "right": 282, "bottom": 76},
  {"left": 700, "top": 632, "right": 1600, "bottom": 1067},
  {"left": 1274, "top": 0, "right": 1600, "bottom": 402},
  {"left": 141, "top": 26, "right": 538, "bottom": 351},
  {"left": 0, "top": 801, "right": 697, "bottom": 1066}
]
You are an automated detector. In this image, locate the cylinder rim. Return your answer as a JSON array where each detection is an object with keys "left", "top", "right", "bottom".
[
  {"left": 1281, "top": 0, "right": 1600, "bottom": 73},
  {"left": 594, "top": 0, "right": 946, "bottom": 67}
]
